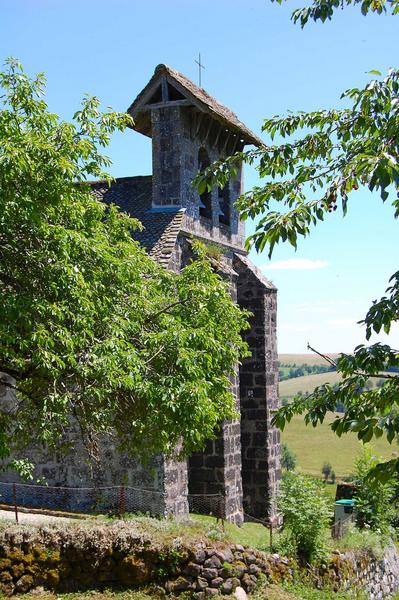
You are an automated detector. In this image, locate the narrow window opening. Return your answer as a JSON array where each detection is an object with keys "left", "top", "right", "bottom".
[
  {"left": 198, "top": 148, "right": 212, "bottom": 220},
  {"left": 218, "top": 185, "right": 230, "bottom": 226}
]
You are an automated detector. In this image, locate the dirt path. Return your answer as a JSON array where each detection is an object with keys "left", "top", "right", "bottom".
[{"left": 0, "top": 508, "right": 71, "bottom": 524}]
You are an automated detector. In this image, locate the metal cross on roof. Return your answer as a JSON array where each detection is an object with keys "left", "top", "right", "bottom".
[{"left": 195, "top": 53, "right": 205, "bottom": 88}]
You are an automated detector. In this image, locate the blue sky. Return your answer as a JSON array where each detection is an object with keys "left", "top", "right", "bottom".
[{"left": 2, "top": 0, "right": 398, "bottom": 353}]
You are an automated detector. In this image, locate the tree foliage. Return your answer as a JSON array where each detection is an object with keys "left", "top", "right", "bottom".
[
  {"left": 272, "top": 0, "right": 399, "bottom": 27},
  {"left": 196, "top": 68, "right": 399, "bottom": 481},
  {"left": 353, "top": 447, "right": 396, "bottom": 533},
  {"left": 0, "top": 59, "right": 250, "bottom": 472}
]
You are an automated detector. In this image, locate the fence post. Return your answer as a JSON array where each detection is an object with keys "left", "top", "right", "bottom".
[
  {"left": 118, "top": 484, "right": 126, "bottom": 517},
  {"left": 12, "top": 483, "right": 18, "bottom": 524},
  {"left": 269, "top": 519, "right": 273, "bottom": 552}
]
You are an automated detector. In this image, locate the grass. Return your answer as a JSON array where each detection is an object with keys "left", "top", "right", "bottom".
[
  {"left": 191, "top": 513, "right": 272, "bottom": 550},
  {"left": 262, "top": 582, "right": 365, "bottom": 599},
  {"left": 6, "top": 592, "right": 155, "bottom": 600},
  {"left": 5, "top": 585, "right": 366, "bottom": 600},
  {"left": 279, "top": 371, "right": 343, "bottom": 399},
  {"left": 279, "top": 371, "right": 386, "bottom": 400},
  {"left": 279, "top": 354, "right": 338, "bottom": 366},
  {"left": 281, "top": 412, "right": 398, "bottom": 478}
]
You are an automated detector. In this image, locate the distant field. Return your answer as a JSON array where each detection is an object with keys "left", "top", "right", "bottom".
[
  {"left": 281, "top": 412, "right": 397, "bottom": 478},
  {"left": 279, "top": 371, "right": 343, "bottom": 398},
  {"left": 279, "top": 353, "right": 338, "bottom": 366}
]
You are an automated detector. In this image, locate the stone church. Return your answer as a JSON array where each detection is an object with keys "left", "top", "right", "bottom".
[{"left": 1, "top": 65, "right": 280, "bottom": 524}]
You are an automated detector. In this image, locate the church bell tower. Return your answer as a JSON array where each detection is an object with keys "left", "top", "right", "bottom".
[{"left": 127, "top": 64, "right": 263, "bottom": 252}]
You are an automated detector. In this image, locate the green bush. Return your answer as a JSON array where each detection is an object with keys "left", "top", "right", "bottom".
[
  {"left": 281, "top": 442, "right": 297, "bottom": 471},
  {"left": 353, "top": 447, "right": 396, "bottom": 534},
  {"left": 278, "top": 473, "right": 331, "bottom": 564}
]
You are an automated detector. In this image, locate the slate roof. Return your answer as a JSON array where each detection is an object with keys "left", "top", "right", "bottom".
[
  {"left": 90, "top": 176, "right": 184, "bottom": 267},
  {"left": 128, "top": 64, "right": 263, "bottom": 147}
]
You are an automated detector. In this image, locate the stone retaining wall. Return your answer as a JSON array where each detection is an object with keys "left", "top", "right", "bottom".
[
  {"left": 317, "top": 546, "right": 399, "bottom": 599},
  {"left": 0, "top": 522, "right": 398, "bottom": 598}
]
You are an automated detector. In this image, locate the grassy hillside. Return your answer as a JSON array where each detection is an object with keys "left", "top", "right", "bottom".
[
  {"left": 281, "top": 412, "right": 398, "bottom": 478},
  {"left": 279, "top": 353, "right": 338, "bottom": 366},
  {"left": 279, "top": 371, "right": 343, "bottom": 398}
]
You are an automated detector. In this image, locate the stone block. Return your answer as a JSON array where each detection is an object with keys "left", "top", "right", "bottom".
[{"left": 203, "top": 568, "right": 218, "bottom": 580}]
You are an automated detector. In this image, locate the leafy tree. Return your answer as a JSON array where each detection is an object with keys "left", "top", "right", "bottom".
[
  {"left": 281, "top": 442, "right": 297, "bottom": 471},
  {"left": 0, "top": 59, "right": 250, "bottom": 474},
  {"left": 272, "top": 0, "right": 399, "bottom": 28},
  {"left": 278, "top": 472, "right": 331, "bottom": 564},
  {"left": 196, "top": 60, "right": 399, "bottom": 484},
  {"left": 353, "top": 447, "right": 396, "bottom": 533}
]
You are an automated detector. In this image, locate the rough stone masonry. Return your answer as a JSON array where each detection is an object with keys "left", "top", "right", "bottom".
[{"left": 0, "top": 64, "right": 281, "bottom": 525}]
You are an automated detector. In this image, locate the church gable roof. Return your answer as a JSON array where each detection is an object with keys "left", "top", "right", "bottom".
[
  {"left": 90, "top": 176, "right": 183, "bottom": 267},
  {"left": 128, "top": 64, "right": 263, "bottom": 147}
]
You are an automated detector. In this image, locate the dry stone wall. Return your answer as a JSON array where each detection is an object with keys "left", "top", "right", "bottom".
[
  {"left": 0, "top": 522, "right": 294, "bottom": 596},
  {"left": 318, "top": 546, "right": 399, "bottom": 599},
  {"left": 0, "top": 521, "right": 397, "bottom": 598}
]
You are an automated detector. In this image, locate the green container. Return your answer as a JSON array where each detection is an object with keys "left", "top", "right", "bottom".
[{"left": 335, "top": 499, "right": 355, "bottom": 506}]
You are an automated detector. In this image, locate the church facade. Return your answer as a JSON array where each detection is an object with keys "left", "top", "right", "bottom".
[{"left": 1, "top": 65, "right": 280, "bottom": 524}]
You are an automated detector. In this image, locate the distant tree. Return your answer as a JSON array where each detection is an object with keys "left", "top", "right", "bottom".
[
  {"left": 281, "top": 442, "right": 297, "bottom": 471},
  {"left": 322, "top": 462, "right": 332, "bottom": 482}
]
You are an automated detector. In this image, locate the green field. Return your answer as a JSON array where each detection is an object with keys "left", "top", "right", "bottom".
[
  {"left": 279, "top": 371, "right": 343, "bottom": 398},
  {"left": 279, "top": 353, "right": 338, "bottom": 366},
  {"left": 281, "top": 411, "right": 398, "bottom": 478}
]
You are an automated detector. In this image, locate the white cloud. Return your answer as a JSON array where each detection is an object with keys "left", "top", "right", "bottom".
[
  {"left": 263, "top": 258, "right": 329, "bottom": 271},
  {"left": 326, "top": 318, "right": 359, "bottom": 328}
]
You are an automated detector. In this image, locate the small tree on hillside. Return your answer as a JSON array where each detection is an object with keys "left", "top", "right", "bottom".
[
  {"left": 322, "top": 462, "right": 332, "bottom": 482},
  {"left": 281, "top": 442, "right": 297, "bottom": 471}
]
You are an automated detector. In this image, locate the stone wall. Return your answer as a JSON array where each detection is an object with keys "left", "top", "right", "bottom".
[
  {"left": 0, "top": 521, "right": 398, "bottom": 598},
  {"left": 319, "top": 546, "right": 399, "bottom": 600},
  {"left": 151, "top": 104, "right": 245, "bottom": 250},
  {"left": 0, "top": 521, "right": 294, "bottom": 596},
  {"left": 234, "top": 256, "right": 281, "bottom": 521},
  {"left": 0, "top": 380, "right": 188, "bottom": 519}
]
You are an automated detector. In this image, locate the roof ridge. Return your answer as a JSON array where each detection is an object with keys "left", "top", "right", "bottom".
[
  {"left": 128, "top": 65, "right": 263, "bottom": 147},
  {"left": 87, "top": 175, "right": 152, "bottom": 186}
]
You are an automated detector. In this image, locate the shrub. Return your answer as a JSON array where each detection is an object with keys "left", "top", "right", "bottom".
[
  {"left": 322, "top": 462, "right": 332, "bottom": 482},
  {"left": 353, "top": 447, "right": 396, "bottom": 534},
  {"left": 281, "top": 442, "right": 297, "bottom": 471},
  {"left": 278, "top": 473, "right": 331, "bottom": 564}
]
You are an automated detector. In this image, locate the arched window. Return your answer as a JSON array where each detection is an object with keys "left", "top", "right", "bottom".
[
  {"left": 198, "top": 148, "right": 212, "bottom": 220},
  {"left": 218, "top": 184, "right": 230, "bottom": 226}
]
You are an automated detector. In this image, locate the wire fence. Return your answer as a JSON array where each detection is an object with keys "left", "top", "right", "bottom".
[
  {"left": 0, "top": 481, "right": 166, "bottom": 519},
  {"left": 331, "top": 514, "right": 355, "bottom": 539},
  {"left": 0, "top": 481, "right": 274, "bottom": 528},
  {"left": 0, "top": 481, "right": 283, "bottom": 552},
  {"left": 188, "top": 492, "right": 225, "bottom": 520}
]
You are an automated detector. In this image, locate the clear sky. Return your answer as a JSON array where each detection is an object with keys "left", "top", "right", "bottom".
[{"left": 1, "top": 0, "right": 398, "bottom": 354}]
